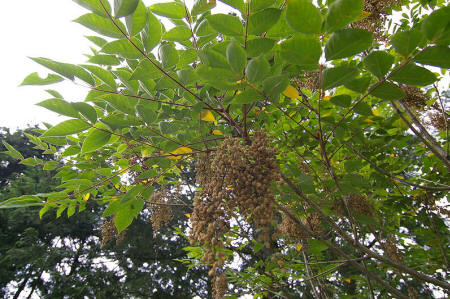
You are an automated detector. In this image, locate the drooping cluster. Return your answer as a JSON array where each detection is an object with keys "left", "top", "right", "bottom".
[
  {"left": 146, "top": 187, "right": 174, "bottom": 233},
  {"left": 333, "top": 194, "right": 374, "bottom": 218},
  {"left": 292, "top": 71, "right": 320, "bottom": 92},
  {"left": 100, "top": 217, "right": 127, "bottom": 247},
  {"left": 401, "top": 85, "right": 430, "bottom": 110},
  {"left": 190, "top": 132, "right": 280, "bottom": 297},
  {"left": 278, "top": 211, "right": 323, "bottom": 242}
]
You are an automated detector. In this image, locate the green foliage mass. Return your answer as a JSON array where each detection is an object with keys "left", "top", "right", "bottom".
[{"left": 3, "top": 0, "right": 450, "bottom": 297}]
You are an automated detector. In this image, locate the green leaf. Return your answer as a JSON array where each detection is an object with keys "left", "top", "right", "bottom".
[
  {"left": 20, "top": 157, "right": 42, "bottom": 166},
  {"left": 81, "top": 122, "right": 112, "bottom": 153},
  {"left": 280, "top": 34, "right": 321, "bottom": 67},
  {"left": 226, "top": 42, "right": 246, "bottom": 74},
  {"left": 286, "top": 0, "right": 322, "bottom": 34},
  {"left": 125, "top": 0, "right": 148, "bottom": 36},
  {"left": 101, "top": 38, "right": 143, "bottom": 59},
  {"left": 326, "top": 0, "right": 363, "bottom": 33},
  {"left": 325, "top": 28, "right": 373, "bottom": 60},
  {"left": 0, "top": 195, "right": 43, "bottom": 209},
  {"left": 192, "top": 0, "right": 216, "bottom": 15},
  {"left": 363, "top": 51, "right": 394, "bottom": 78},
  {"left": 102, "top": 94, "right": 138, "bottom": 115},
  {"left": 143, "top": 10, "right": 162, "bottom": 51},
  {"left": 20, "top": 72, "right": 64, "bottom": 86},
  {"left": 88, "top": 54, "right": 121, "bottom": 66},
  {"left": 421, "top": 6, "right": 450, "bottom": 43},
  {"left": 390, "top": 29, "right": 424, "bottom": 57},
  {"left": 219, "top": 0, "right": 245, "bottom": 13},
  {"left": 162, "top": 25, "right": 192, "bottom": 41},
  {"left": 354, "top": 102, "right": 372, "bottom": 116},
  {"left": 246, "top": 38, "right": 275, "bottom": 57},
  {"left": 390, "top": 63, "right": 437, "bottom": 86},
  {"left": 74, "top": 13, "right": 127, "bottom": 38},
  {"left": 30, "top": 57, "right": 95, "bottom": 86},
  {"left": 251, "top": 0, "right": 276, "bottom": 12},
  {"left": 130, "top": 59, "right": 162, "bottom": 80},
  {"left": 233, "top": 89, "right": 264, "bottom": 104},
  {"left": 159, "top": 43, "right": 179, "bottom": 69},
  {"left": 262, "top": 75, "right": 290, "bottom": 99},
  {"left": 370, "top": 81, "right": 405, "bottom": 101},
  {"left": 43, "top": 161, "right": 59, "bottom": 171},
  {"left": 114, "top": 0, "right": 139, "bottom": 18},
  {"left": 246, "top": 57, "right": 270, "bottom": 83},
  {"left": 415, "top": 46, "right": 450, "bottom": 69},
  {"left": 330, "top": 94, "right": 352, "bottom": 107},
  {"left": 42, "top": 119, "right": 91, "bottom": 137},
  {"left": 248, "top": 8, "right": 281, "bottom": 35},
  {"left": 344, "top": 76, "right": 371, "bottom": 93},
  {"left": 196, "top": 65, "right": 236, "bottom": 88},
  {"left": 206, "top": 14, "right": 243, "bottom": 36},
  {"left": 85, "top": 35, "right": 108, "bottom": 47},
  {"left": 101, "top": 114, "right": 140, "bottom": 130},
  {"left": 72, "top": 0, "right": 112, "bottom": 17},
  {"left": 136, "top": 104, "right": 157, "bottom": 125},
  {"left": 36, "top": 98, "right": 80, "bottom": 118},
  {"left": 149, "top": 2, "right": 186, "bottom": 19},
  {"left": 321, "top": 66, "right": 358, "bottom": 90},
  {"left": 71, "top": 102, "right": 98, "bottom": 123},
  {"left": 2, "top": 141, "right": 24, "bottom": 160},
  {"left": 82, "top": 64, "right": 117, "bottom": 89},
  {"left": 114, "top": 198, "right": 144, "bottom": 233}
]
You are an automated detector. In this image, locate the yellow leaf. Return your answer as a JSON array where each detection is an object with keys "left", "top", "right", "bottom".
[
  {"left": 83, "top": 193, "right": 90, "bottom": 201},
  {"left": 236, "top": 79, "right": 242, "bottom": 84},
  {"left": 322, "top": 112, "right": 331, "bottom": 117},
  {"left": 427, "top": 152, "right": 434, "bottom": 157},
  {"left": 323, "top": 96, "right": 331, "bottom": 101},
  {"left": 372, "top": 108, "right": 380, "bottom": 116},
  {"left": 282, "top": 85, "right": 299, "bottom": 99},
  {"left": 119, "top": 169, "right": 127, "bottom": 174},
  {"left": 111, "top": 196, "right": 118, "bottom": 201},
  {"left": 115, "top": 184, "right": 120, "bottom": 189},
  {"left": 213, "top": 129, "right": 223, "bottom": 135},
  {"left": 363, "top": 118, "right": 374, "bottom": 123},
  {"left": 168, "top": 146, "right": 193, "bottom": 160},
  {"left": 236, "top": 90, "right": 242, "bottom": 94},
  {"left": 185, "top": 213, "right": 191, "bottom": 218},
  {"left": 345, "top": 278, "right": 351, "bottom": 283},
  {"left": 296, "top": 244, "right": 303, "bottom": 252},
  {"left": 200, "top": 110, "right": 216, "bottom": 122},
  {"left": 390, "top": 153, "right": 395, "bottom": 158},
  {"left": 141, "top": 148, "right": 150, "bottom": 157},
  {"left": 289, "top": 111, "right": 296, "bottom": 117}
]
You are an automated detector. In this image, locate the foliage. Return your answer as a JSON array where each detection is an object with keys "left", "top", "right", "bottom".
[{"left": 4, "top": 0, "right": 450, "bottom": 297}]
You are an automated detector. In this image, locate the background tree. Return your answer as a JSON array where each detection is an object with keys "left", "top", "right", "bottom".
[{"left": 2, "top": 0, "right": 449, "bottom": 298}]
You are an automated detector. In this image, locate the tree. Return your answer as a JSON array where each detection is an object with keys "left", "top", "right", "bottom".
[
  {"left": 0, "top": 128, "right": 209, "bottom": 298},
  {"left": 3, "top": 0, "right": 449, "bottom": 298}
]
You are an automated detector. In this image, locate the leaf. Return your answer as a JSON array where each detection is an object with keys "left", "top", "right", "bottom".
[
  {"left": 162, "top": 25, "right": 192, "bottom": 41},
  {"left": 280, "top": 34, "right": 321, "bottom": 67},
  {"left": 246, "top": 38, "right": 276, "bottom": 57},
  {"left": 81, "top": 122, "right": 112, "bottom": 153},
  {"left": 114, "top": 0, "right": 139, "bottom": 18},
  {"left": 283, "top": 85, "right": 299, "bottom": 99},
  {"left": 20, "top": 72, "right": 64, "bottom": 86},
  {"left": 2, "top": 141, "right": 24, "bottom": 160},
  {"left": 233, "top": 89, "right": 264, "bottom": 104},
  {"left": 296, "top": 244, "right": 303, "bottom": 252},
  {"left": 159, "top": 43, "right": 179, "bottom": 69},
  {"left": 344, "top": 76, "right": 371, "bottom": 93},
  {"left": 262, "top": 75, "right": 290, "bottom": 99},
  {"left": 325, "top": 28, "right": 373, "bottom": 60},
  {"left": 101, "top": 38, "right": 143, "bottom": 59},
  {"left": 88, "top": 54, "right": 121, "bottom": 65},
  {"left": 246, "top": 56, "right": 270, "bottom": 83},
  {"left": 168, "top": 147, "right": 193, "bottom": 159},
  {"left": 286, "top": 0, "right": 322, "bottom": 34},
  {"left": 220, "top": 0, "right": 245, "bottom": 13},
  {"left": 390, "top": 29, "right": 424, "bottom": 57},
  {"left": 248, "top": 8, "right": 281, "bottom": 35},
  {"left": 101, "top": 94, "right": 138, "bottom": 115},
  {"left": 71, "top": 102, "right": 98, "bottom": 123},
  {"left": 36, "top": 98, "right": 80, "bottom": 118},
  {"left": 226, "top": 41, "right": 246, "bottom": 74},
  {"left": 82, "top": 64, "right": 117, "bottom": 89},
  {"left": 415, "top": 46, "right": 450, "bottom": 69},
  {"left": 330, "top": 94, "right": 352, "bottom": 107},
  {"left": 196, "top": 65, "right": 236, "bottom": 88},
  {"left": 143, "top": 11, "right": 162, "bottom": 51},
  {"left": 83, "top": 193, "right": 91, "bottom": 201},
  {"left": 42, "top": 119, "right": 90, "bottom": 137},
  {"left": 206, "top": 14, "right": 243, "bottom": 36},
  {"left": 354, "top": 102, "right": 372, "bottom": 116},
  {"left": 321, "top": 66, "right": 359, "bottom": 90},
  {"left": 125, "top": 0, "right": 147, "bottom": 36},
  {"left": 149, "top": 2, "right": 186, "bottom": 19},
  {"left": 130, "top": 59, "right": 161, "bottom": 80},
  {"left": 136, "top": 104, "right": 157, "bottom": 126},
  {"left": 74, "top": 13, "right": 127, "bottom": 38},
  {"left": 251, "top": 0, "right": 276, "bottom": 12},
  {"left": 390, "top": 63, "right": 437, "bottom": 86},
  {"left": 114, "top": 198, "right": 145, "bottom": 233},
  {"left": 370, "top": 81, "right": 405, "bottom": 101},
  {"left": 72, "top": 0, "right": 112, "bottom": 17},
  {"left": 421, "top": 6, "right": 450, "bottom": 42},
  {"left": 200, "top": 110, "right": 216, "bottom": 122},
  {"left": 0, "top": 195, "right": 43, "bottom": 209},
  {"left": 326, "top": 0, "right": 364, "bottom": 33},
  {"left": 30, "top": 57, "right": 95, "bottom": 85},
  {"left": 192, "top": 0, "right": 216, "bottom": 15},
  {"left": 363, "top": 51, "right": 394, "bottom": 78},
  {"left": 101, "top": 114, "right": 140, "bottom": 130},
  {"left": 213, "top": 130, "right": 223, "bottom": 135}
]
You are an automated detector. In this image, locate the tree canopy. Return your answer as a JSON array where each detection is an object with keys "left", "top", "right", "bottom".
[{"left": 2, "top": 0, "right": 449, "bottom": 298}]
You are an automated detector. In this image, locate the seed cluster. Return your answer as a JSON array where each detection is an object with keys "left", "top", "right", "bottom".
[
  {"left": 147, "top": 188, "right": 174, "bottom": 233},
  {"left": 292, "top": 71, "right": 320, "bottom": 92},
  {"left": 383, "top": 234, "right": 403, "bottom": 263},
  {"left": 333, "top": 194, "right": 374, "bottom": 218},
  {"left": 100, "top": 217, "right": 127, "bottom": 247},
  {"left": 401, "top": 85, "right": 429, "bottom": 110},
  {"left": 426, "top": 110, "right": 448, "bottom": 131},
  {"left": 212, "top": 273, "right": 227, "bottom": 299},
  {"left": 190, "top": 132, "right": 280, "bottom": 298},
  {"left": 278, "top": 211, "right": 323, "bottom": 242}
]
